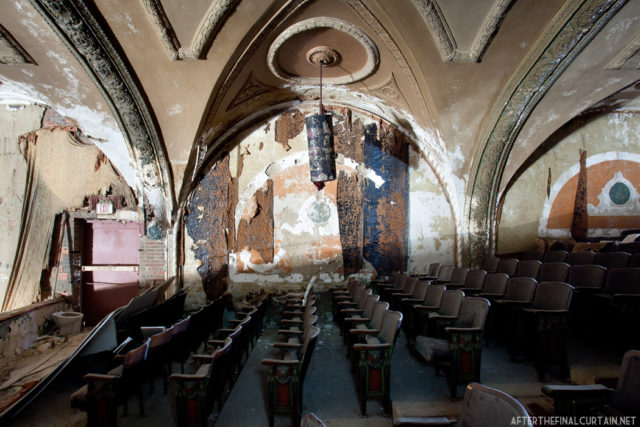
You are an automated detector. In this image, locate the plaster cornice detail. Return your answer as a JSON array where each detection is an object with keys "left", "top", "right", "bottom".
[
  {"left": 142, "top": 0, "right": 241, "bottom": 61},
  {"left": 412, "top": 0, "right": 513, "bottom": 62},
  {"left": 30, "top": 0, "right": 174, "bottom": 224},
  {"left": 267, "top": 17, "right": 380, "bottom": 85},
  {"left": 0, "top": 23, "right": 37, "bottom": 65},
  {"left": 467, "top": 0, "right": 628, "bottom": 265},
  {"left": 606, "top": 32, "right": 640, "bottom": 70}
]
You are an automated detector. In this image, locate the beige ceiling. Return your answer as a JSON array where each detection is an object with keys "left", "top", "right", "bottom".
[{"left": 1, "top": 0, "right": 639, "bottom": 257}]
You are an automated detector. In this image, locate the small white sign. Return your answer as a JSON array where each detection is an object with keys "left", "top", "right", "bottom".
[{"left": 96, "top": 199, "right": 114, "bottom": 214}]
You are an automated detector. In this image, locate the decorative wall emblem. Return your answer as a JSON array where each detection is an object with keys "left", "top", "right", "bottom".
[
  {"left": 0, "top": 23, "right": 37, "bottom": 65},
  {"left": 411, "top": 0, "right": 513, "bottom": 62},
  {"left": 267, "top": 17, "right": 379, "bottom": 85},
  {"left": 468, "top": 0, "right": 628, "bottom": 265},
  {"left": 142, "top": 0, "right": 241, "bottom": 60}
]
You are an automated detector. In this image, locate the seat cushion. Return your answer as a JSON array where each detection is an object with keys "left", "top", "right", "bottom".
[{"left": 415, "top": 336, "right": 449, "bottom": 362}]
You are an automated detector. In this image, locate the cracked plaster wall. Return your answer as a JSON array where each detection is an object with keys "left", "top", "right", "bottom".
[
  {"left": 498, "top": 111, "right": 640, "bottom": 254},
  {"left": 185, "top": 106, "right": 456, "bottom": 297},
  {"left": 0, "top": 104, "right": 45, "bottom": 304}
]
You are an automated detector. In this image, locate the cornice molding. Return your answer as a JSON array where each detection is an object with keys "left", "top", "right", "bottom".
[
  {"left": 142, "top": 0, "right": 241, "bottom": 61},
  {"left": 267, "top": 17, "right": 379, "bottom": 85},
  {"left": 30, "top": 0, "right": 174, "bottom": 223},
  {"left": 412, "top": 0, "right": 513, "bottom": 62},
  {"left": 606, "top": 32, "right": 640, "bottom": 70},
  {"left": 0, "top": 23, "right": 37, "bottom": 65},
  {"left": 467, "top": 0, "right": 628, "bottom": 265}
]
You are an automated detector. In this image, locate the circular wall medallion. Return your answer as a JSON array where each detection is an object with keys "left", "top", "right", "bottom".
[
  {"left": 268, "top": 17, "right": 379, "bottom": 85},
  {"left": 307, "top": 199, "right": 332, "bottom": 225},
  {"left": 609, "top": 182, "right": 631, "bottom": 205}
]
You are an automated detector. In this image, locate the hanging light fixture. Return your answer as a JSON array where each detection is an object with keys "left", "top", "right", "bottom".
[{"left": 305, "top": 47, "right": 338, "bottom": 190}]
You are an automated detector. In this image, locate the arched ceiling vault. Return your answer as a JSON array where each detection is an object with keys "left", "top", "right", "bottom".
[{"left": 1, "top": 0, "right": 640, "bottom": 260}]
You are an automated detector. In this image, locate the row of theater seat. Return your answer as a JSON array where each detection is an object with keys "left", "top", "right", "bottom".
[
  {"left": 331, "top": 280, "right": 403, "bottom": 415},
  {"left": 262, "top": 283, "right": 320, "bottom": 427},
  {"left": 71, "top": 294, "right": 266, "bottom": 426}
]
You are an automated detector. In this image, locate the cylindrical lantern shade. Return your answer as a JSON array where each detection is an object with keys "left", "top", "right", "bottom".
[{"left": 305, "top": 114, "right": 336, "bottom": 185}]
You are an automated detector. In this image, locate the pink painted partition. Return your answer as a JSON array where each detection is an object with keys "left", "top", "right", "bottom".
[{"left": 82, "top": 221, "right": 141, "bottom": 325}]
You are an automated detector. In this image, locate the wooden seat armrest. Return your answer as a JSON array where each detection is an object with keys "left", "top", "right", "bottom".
[
  {"left": 344, "top": 317, "right": 370, "bottom": 323},
  {"left": 542, "top": 384, "right": 613, "bottom": 399},
  {"left": 333, "top": 295, "right": 351, "bottom": 300},
  {"left": 262, "top": 358, "right": 300, "bottom": 366},
  {"left": 349, "top": 328, "right": 379, "bottom": 335},
  {"left": 445, "top": 327, "right": 484, "bottom": 334},
  {"left": 401, "top": 298, "right": 423, "bottom": 303},
  {"left": 282, "top": 310, "right": 303, "bottom": 316},
  {"left": 218, "top": 328, "right": 235, "bottom": 333},
  {"left": 113, "top": 354, "right": 125, "bottom": 361},
  {"left": 192, "top": 354, "right": 215, "bottom": 362},
  {"left": 208, "top": 339, "right": 226, "bottom": 346},
  {"left": 278, "top": 329, "right": 303, "bottom": 335},
  {"left": 353, "top": 342, "right": 391, "bottom": 351},
  {"left": 274, "top": 342, "right": 302, "bottom": 349},
  {"left": 280, "top": 318, "right": 303, "bottom": 324},
  {"left": 84, "top": 373, "right": 119, "bottom": 381},
  {"left": 341, "top": 308, "right": 363, "bottom": 314},
  {"left": 393, "top": 416, "right": 454, "bottom": 426},
  {"left": 169, "top": 373, "right": 207, "bottom": 381},
  {"left": 391, "top": 292, "right": 412, "bottom": 297},
  {"left": 429, "top": 314, "right": 458, "bottom": 320},
  {"left": 337, "top": 301, "right": 357, "bottom": 306},
  {"left": 613, "top": 293, "right": 640, "bottom": 298},
  {"left": 229, "top": 319, "right": 244, "bottom": 324}
]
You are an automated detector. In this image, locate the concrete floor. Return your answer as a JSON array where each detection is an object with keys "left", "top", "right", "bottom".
[{"left": 6, "top": 294, "right": 625, "bottom": 426}]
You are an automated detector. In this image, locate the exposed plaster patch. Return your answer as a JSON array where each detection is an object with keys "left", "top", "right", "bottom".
[{"left": 167, "top": 104, "right": 183, "bottom": 116}]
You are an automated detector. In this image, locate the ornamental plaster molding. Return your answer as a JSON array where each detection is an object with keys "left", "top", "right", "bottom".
[
  {"left": 467, "top": 0, "right": 628, "bottom": 266},
  {"left": 606, "top": 32, "right": 640, "bottom": 70},
  {"left": 30, "top": 0, "right": 174, "bottom": 224},
  {"left": 142, "top": 0, "right": 241, "bottom": 61},
  {"left": 412, "top": 0, "right": 513, "bottom": 62},
  {"left": 267, "top": 17, "right": 379, "bottom": 85},
  {"left": 0, "top": 24, "right": 37, "bottom": 65}
]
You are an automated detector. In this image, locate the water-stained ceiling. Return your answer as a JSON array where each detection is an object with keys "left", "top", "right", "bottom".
[{"left": 1, "top": 0, "right": 639, "bottom": 261}]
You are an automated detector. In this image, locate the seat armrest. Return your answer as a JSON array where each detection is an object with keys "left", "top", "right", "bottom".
[
  {"left": 278, "top": 329, "right": 303, "bottom": 335},
  {"left": 401, "top": 298, "right": 423, "bottom": 303},
  {"left": 344, "top": 317, "right": 370, "bottom": 323},
  {"left": 341, "top": 307, "right": 363, "bottom": 312},
  {"left": 192, "top": 354, "right": 215, "bottom": 362},
  {"left": 208, "top": 339, "right": 226, "bottom": 346},
  {"left": 353, "top": 343, "right": 391, "bottom": 351},
  {"left": 429, "top": 314, "right": 458, "bottom": 320},
  {"left": 542, "top": 384, "right": 613, "bottom": 399},
  {"left": 282, "top": 310, "right": 302, "bottom": 316},
  {"left": 169, "top": 373, "right": 207, "bottom": 381},
  {"left": 262, "top": 358, "right": 300, "bottom": 366},
  {"left": 274, "top": 342, "right": 302, "bottom": 349},
  {"left": 84, "top": 373, "right": 119, "bottom": 381},
  {"left": 280, "top": 318, "right": 303, "bottom": 324},
  {"left": 444, "top": 327, "right": 484, "bottom": 334}
]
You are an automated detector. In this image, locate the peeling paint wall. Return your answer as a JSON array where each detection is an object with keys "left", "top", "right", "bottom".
[
  {"left": 408, "top": 144, "right": 456, "bottom": 273},
  {"left": 184, "top": 105, "right": 456, "bottom": 297},
  {"left": 0, "top": 104, "right": 45, "bottom": 304},
  {"left": 499, "top": 111, "right": 640, "bottom": 254}
]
